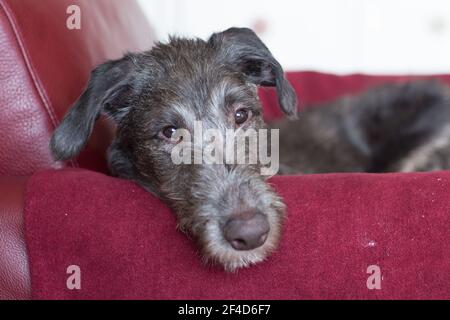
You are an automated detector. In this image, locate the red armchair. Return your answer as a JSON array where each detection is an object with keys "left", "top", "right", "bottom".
[
  {"left": 1, "top": 0, "right": 450, "bottom": 300},
  {"left": 0, "top": 0, "right": 154, "bottom": 299}
]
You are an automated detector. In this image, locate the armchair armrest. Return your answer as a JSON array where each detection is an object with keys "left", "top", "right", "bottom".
[{"left": 0, "top": 176, "right": 31, "bottom": 300}]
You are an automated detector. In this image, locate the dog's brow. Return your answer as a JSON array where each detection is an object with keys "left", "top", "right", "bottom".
[
  {"left": 209, "top": 81, "right": 257, "bottom": 113},
  {"left": 208, "top": 81, "right": 232, "bottom": 111},
  {"left": 170, "top": 104, "right": 198, "bottom": 127}
]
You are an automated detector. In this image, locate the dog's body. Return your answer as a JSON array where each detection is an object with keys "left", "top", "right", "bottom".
[
  {"left": 50, "top": 28, "right": 450, "bottom": 271},
  {"left": 276, "top": 81, "right": 450, "bottom": 174}
]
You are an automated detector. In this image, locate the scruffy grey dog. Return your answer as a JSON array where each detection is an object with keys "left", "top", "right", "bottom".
[{"left": 50, "top": 27, "right": 450, "bottom": 271}]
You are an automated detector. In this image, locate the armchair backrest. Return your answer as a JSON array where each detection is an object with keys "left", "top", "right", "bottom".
[{"left": 0, "top": 0, "right": 155, "bottom": 176}]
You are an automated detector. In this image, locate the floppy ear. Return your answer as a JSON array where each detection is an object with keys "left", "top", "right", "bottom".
[
  {"left": 209, "top": 27, "right": 298, "bottom": 118},
  {"left": 50, "top": 55, "right": 139, "bottom": 161}
]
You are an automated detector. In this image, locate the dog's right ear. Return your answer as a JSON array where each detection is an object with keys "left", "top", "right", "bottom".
[
  {"left": 209, "top": 27, "right": 298, "bottom": 118},
  {"left": 50, "top": 55, "right": 139, "bottom": 161}
]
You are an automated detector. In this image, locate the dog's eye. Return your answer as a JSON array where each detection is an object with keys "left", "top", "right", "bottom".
[
  {"left": 162, "top": 126, "right": 177, "bottom": 139},
  {"left": 235, "top": 109, "right": 250, "bottom": 125}
]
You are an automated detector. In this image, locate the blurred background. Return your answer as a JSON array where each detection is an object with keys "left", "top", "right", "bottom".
[{"left": 137, "top": 0, "right": 450, "bottom": 75}]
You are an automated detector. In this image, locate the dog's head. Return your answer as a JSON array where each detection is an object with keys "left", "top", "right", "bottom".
[{"left": 51, "top": 28, "right": 297, "bottom": 271}]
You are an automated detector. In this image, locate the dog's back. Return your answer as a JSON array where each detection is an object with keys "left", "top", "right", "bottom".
[{"left": 276, "top": 81, "right": 450, "bottom": 173}]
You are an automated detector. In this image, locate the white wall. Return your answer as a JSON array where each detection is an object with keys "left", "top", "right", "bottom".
[{"left": 138, "top": 0, "right": 450, "bottom": 74}]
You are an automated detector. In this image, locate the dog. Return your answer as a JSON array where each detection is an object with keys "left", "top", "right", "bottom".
[{"left": 50, "top": 27, "right": 450, "bottom": 272}]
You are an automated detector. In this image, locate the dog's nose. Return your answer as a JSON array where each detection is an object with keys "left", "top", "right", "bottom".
[{"left": 223, "top": 211, "right": 270, "bottom": 251}]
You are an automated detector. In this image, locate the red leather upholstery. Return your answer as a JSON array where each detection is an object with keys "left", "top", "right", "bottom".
[
  {"left": 0, "top": 177, "right": 30, "bottom": 300},
  {"left": 0, "top": 0, "right": 155, "bottom": 176}
]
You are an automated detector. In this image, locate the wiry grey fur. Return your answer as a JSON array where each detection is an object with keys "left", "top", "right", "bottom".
[{"left": 50, "top": 27, "right": 450, "bottom": 271}]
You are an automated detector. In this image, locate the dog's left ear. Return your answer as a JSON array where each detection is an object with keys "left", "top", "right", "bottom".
[
  {"left": 209, "top": 27, "right": 298, "bottom": 118},
  {"left": 50, "top": 55, "right": 141, "bottom": 161}
]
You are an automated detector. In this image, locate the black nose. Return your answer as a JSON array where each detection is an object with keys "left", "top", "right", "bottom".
[{"left": 223, "top": 211, "right": 270, "bottom": 251}]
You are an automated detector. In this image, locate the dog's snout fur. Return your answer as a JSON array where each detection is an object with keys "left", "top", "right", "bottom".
[{"left": 180, "top": 164, "right": 285, "bottom": 271}]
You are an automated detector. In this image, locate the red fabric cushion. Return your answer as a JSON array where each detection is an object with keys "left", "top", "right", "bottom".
[
  {"left": 0, "top": 0, "right": 154, "bottom": 176},
  {"left": 24, "top": 169, "right": 450, "bottom": 299}
]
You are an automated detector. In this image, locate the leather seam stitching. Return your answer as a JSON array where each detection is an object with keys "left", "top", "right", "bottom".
[
  {"left": 0, "top": 1, "right": 78, "bottom": 168},
  {"left": 0, "top": 0, "right": 58, "bottom": 128}
]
